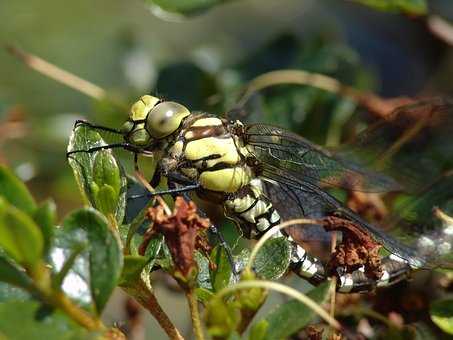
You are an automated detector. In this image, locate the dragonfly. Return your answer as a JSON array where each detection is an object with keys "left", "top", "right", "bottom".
[{"left": 67, "top": 95, "right": 453, "bottom": 293}]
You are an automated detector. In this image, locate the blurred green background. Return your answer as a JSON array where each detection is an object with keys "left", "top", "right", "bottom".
[{"left": 1, "top": 0, "right": 453, "bottom": 338}]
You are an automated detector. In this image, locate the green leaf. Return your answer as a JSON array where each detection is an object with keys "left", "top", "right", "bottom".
[
  {"left": 33, "top": 199, "right": 56, "bottom": 256},
  {"left": 67, "top": 125, "right": 127, "bottom": 225},
  {"left": 119, "top": 256, "right": 148, "bottom": 287},
  {"left": 146, "top": 0, "right": 231, "bottom": 17},
  {"left": 0, "top": 165, "right": 36, "bottom": 215},
  {"left": 431, "top": 298, "right": 453, "bottom": 335},
  {"left": 210, "top": 246, "right": 232, "bottom": 292},
  {"left": 195, "top": 287, "right": 214, "bottom": 304},
  {"left": 253, "top": 237, "right": 291, "bottom": 280},
  {"left": 0, "top": 282, "right": 31, "bottom": 303},
  {"left": 206, "top": 297, "right": 241, "bottom": 338},
  {"left": 249, "top": 282, "right": 330, "bottom": 340},
  {"left": 62, "top": 208, "right": 123, "bottom": 314},
  {"left": 0, "top": 255, "right": 34, "bottom": 291},
  {"left": 248, "top": 320, "right": 268, "bottom": 340},
  {"left": 351, "top": 0, "right": 427, "bottom": 15},
  {"left": 0, "top": 300, "right": 95, "bottom": 340},
  {"left": 195, "top": 251, "right": 212, "bottom": 290},
  {"left": 119, "top": 235, "right": 163, "bottom": 287},
  {"left": 0, "top": 198, "right": 43, "bottom": 269}
]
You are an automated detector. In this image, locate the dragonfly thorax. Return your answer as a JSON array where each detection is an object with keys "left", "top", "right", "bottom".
[{"left": 161, "top": 114, "right": 254, "bottom": 193}]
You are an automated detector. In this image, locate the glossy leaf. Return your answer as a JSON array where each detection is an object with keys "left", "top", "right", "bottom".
[
  {"left": 0, "top": 198, "right": 43, "bottom": 269},
  {"left": 0, "top": 300, "right": 95, "bottom": 340},
  {"left": 61, "top": 208, "right": 123, "bottom": 314},
  {"left": 253, "top": 237, "right": 291, "bottom": 280},
  {"left": 33, "top": 199, "right": 56, "bottom": 257},
  {"left": 67, "top": 125, "right": 127, "bottom": 225},
  {"left": 431, "top": 298, "right": 453, "bottom": 335},
  {"left": 146, "top": 0, "right": 231, "bottom": 17},
  {"left": 50, "top": 228, "right": 92, "bottom": 307},
  {"left": 249, "top": 282, "right": 330, "bottom": 340},
  {"left": 195, "top": 251, "right": 212, "bottom": 291},
  {"left": 0, "top": 165, "right": 36, "bottom": 215},
  {"left": 351, "top": 0, "right": 427, "bottom": 15}
]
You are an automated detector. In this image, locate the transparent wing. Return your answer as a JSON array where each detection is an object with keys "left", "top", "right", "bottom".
[
  {"left": 244, "top": 123, "right": 402, "bottom": 193},
  {"left": 337, "top": 97, "right": 453, "bottom": 192},
  {"left": 259, "top": 164, "right": 430, "bottom": 269}
]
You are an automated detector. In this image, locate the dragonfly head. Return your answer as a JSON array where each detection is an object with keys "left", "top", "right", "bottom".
[{"left": 120, "top": 95, "right": 191, "bottom": 147}]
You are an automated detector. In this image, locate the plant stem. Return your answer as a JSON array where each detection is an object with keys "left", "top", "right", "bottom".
[
  {"left": 49, "top": 291, "right": 105, "bottom": 331},
  {"left": 29, "top": 262, "right": 105, "bottom": 331},
  {"left": 123, "top": 279, "right": 184, "bottom": 340},
  {"left": 186, "top": 290, "right": 205, "bottom": 340},
  {"left": 6, "top": 45, "right": 106, "bottom": 100},
  {"left": 216, "top": 280, "right": 341, "bottom": 330}
]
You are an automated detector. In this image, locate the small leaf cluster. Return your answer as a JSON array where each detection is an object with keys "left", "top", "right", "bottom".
[{"left": 0, "top": 164, "right": 122, "bottom": 338}]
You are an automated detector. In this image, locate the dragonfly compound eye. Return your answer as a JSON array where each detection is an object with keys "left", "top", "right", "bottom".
[{"left": 146, "top": 101, "right": 191, "bottom": 139}]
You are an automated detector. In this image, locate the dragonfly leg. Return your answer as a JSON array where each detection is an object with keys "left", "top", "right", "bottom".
[{"left": 66, "top": 142, "right": 144, "bottom": 158}]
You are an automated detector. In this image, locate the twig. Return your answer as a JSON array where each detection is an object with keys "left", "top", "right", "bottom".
[
  {"left": 237, "top": 69, "right": 412, "bottom": 119},
  {"left": 186, "top": 290, "right": 205, "bottom": 340},
  {"left": 49, "top": 291, "right": 105, "bottom": 331},
  {"left": 5, "top": 45, "right": 106, "bottom": 100},
  {"left": 123, "top": 279, "right": 184, "bottom": 340}
]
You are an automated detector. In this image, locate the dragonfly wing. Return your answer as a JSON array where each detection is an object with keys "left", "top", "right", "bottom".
[
  {"left": 244, "top": 123, "right": 402, "bottom": 193},
  {"left": 337, "top": 97, "right": 453, "bottom": 192},
  {"left": 258, "top": 164, "right": 428, "bottom": 269}
]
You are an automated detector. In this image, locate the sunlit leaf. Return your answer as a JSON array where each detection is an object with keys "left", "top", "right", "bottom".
[
  {"left": 0, "top": 198, "right": 43, "bottom": 269},
  {"left": 61, "top": 208, "right": 123, "bottom": 314},
  {"left": 249, "top": 282, "right": 330, "bottom": 340},
  {"left": 195, "top": 251, "right": 212, "bottom": 290},
  {"left": 431, "top": 298, "right": 453, "bottom": 335},
  {"left": 253, "top": 237, "right": 291, "bottom": 280},
  {"left": 0, "top": 165, "right": 36, "bottom": 215},
  {"left": 67, "top": 125, "right": 127, "bottom": 225}
]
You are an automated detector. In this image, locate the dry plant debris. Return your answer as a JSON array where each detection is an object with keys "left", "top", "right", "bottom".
[
  {"left": 323, "top": 216, "right": 383, "bottom": 280},
  {"left": 143, "top": 197, "right": 210, "bottom": 282}
]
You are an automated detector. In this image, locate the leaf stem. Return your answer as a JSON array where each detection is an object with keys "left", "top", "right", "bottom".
[
  {"left": 237, "top": 69, "right": 400, "bottom": 118},
  {"left": 49, "top": 291, "right": 105, "bottom": 331},
  {"left": 27, "top": 262, "right": 105, "bottom": 331},
  {"left": 186, "top": 290, "right": 205, "bottom": 340}
]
